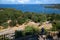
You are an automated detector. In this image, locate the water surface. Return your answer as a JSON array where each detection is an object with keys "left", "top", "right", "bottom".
[{"left": 0, "top": 4, "right": 60, "bottom": 14}]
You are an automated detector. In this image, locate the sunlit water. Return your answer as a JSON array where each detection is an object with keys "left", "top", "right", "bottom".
[{"left": 0, "top": 4, "right": 60, "bottom": 14}]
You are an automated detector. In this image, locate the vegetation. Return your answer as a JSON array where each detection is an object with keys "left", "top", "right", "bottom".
[
  {"left": 45, "top": 4, "right": 60, "bottom": 9},
  {"left": 15, "top": 30, "right": 24, "bottom": 38},
  {"left": 15, "top": 26, "right": 40, "bottom": 38},
  {"left": 52, "top": 21, "right": 60, "bottom": 31},
  {"left": 0, "top": 8, "right": 60, "bottom": 40},
  {"left": 25, "top": 26, "right": 39, "bottom": 35},
  {"left": 0, "top": 8, "right": 47, "bottom": 28},
  {"left": 0, "top": 8, "right": 60, "bottom": 31},
  {"left": 1, "top": 22, "right": 9, "bottom": 28}
]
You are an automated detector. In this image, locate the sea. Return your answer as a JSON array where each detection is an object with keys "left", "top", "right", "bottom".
[{"left": 0, "top": 4, "right": 60, "bottom": 14}]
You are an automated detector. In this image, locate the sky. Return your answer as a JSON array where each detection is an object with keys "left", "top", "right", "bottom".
[{"left": 0, "top": 0, "right": 60, "bottom": 4}]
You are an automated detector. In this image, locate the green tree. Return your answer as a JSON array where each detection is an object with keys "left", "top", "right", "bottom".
[
  {"left": 25, "top": 26, "right": 39, "bottom": 35},
  {"left": 17, "top": 17, "right": 27, "bottom": 25},
  {"left": 15, "top": 30, "right": 24, "bottom": 38},
  {"left": 1, "top": 22, "right": 9, "bottom": 28},
  {"left": 9, "top": 20, "right": 16, "bottom": 27},
  {"left": 52, "top": 21, "right": 60, "bottom": 31}
]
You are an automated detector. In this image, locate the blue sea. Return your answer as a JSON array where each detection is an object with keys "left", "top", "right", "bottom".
[{"left": 0, "top": 4, "right": 60, "bottom": 14}]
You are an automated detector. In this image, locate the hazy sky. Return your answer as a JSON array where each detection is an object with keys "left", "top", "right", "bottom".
[{"left": 0, "top": 0, "right": 60, "bottom": 4}]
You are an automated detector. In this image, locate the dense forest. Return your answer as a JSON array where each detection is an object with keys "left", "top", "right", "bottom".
[{"left": 0, "top": 8, "right": 60, "bottom": 31}]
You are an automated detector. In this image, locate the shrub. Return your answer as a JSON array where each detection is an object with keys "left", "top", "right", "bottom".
[
  {"left": 17, "top": 18, "right": 27, "bottom": 25},
  {"left": 15, "top": 30, "right": 24, "bottom": 38},
  {"left": 1, "top": 22, "right": 9, "bottom": 28},
  {"left": 9, "top": 20, "right": 16, "bottom": 27},
  {"left": 25, "top": 26, "right": 39, "bottom": 35},
  {"left": 52, "top": 21, "right": 60, "bottom": 31}
]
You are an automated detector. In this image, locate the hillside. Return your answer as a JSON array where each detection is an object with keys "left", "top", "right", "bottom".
[
  {"left": 0, "top": 8, "right": 60, "bottom": 32},
  {"left": 0, "top": 21, "right": 52, "bottom": 35}
]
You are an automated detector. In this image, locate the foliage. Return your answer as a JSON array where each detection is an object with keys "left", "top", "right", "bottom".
[
  {"left": 25, "top": 26, "right": 39, "bottom": 35},
  {"left": 15, "top": 26, "right": 40, "bottom": 38},
  {"left": 25, "top": 26, "right": 34, "bottom": 35},
  {"left": 0, "top": 8, "right": 60, "bottom": 30},
  {"left": 17, "top": 17, "right": 27, "bottom": 25},
  {"left": 9, "top": 20, "right": 16, "bottom": 27},
  {"left": 1, "top": 22, "right": 9, "bottom": 28},
  {"left": 15, "top": 30, "right": 24, "bottom": 38},
  {"left": 52, "top": 21, "right": 60, "bottom": 31}
]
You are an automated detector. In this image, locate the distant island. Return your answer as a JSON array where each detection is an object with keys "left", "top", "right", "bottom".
[{"left": 45, "top": 4, "right": 60, "bottom": 9}]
